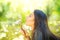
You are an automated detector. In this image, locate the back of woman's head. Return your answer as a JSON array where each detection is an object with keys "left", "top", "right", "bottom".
[
  {"left": 32, "top": 10, "right": 49, "bottom": 40},
  {"left": 32, "top": 9, "right": 60, "bottom": 40},
  {"left": 34, "top": 10, "right": 47, "bottom": 29}
]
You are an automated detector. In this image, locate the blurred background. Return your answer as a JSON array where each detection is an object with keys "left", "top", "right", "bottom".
[{"left": 0, "top": 0, "right": 60, "bottom": 40}]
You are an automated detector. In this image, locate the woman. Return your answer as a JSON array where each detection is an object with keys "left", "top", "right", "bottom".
[{"left": 21, "top": 10, "right": 60, "bottom": 40}]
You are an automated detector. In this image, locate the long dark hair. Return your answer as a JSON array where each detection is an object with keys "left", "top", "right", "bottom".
[{"left": 31, "top": 10, "right": 60, "bottom": 40}]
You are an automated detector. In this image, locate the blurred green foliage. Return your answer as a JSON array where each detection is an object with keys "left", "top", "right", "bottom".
[{"left": 0, "top": 0, "right": 60, "bottom": 40}]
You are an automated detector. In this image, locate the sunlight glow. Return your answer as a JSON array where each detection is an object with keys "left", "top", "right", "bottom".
[{"left": 5, "top": 0, "right": 49, "bottom": 12}]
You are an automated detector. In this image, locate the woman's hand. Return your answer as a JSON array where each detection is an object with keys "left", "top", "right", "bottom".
[
  {"left": 21, "top": 27, "right": 26, "bottom": 37},
  {"left": 21, "top": 27, "right": 31, "bottom": 40}
]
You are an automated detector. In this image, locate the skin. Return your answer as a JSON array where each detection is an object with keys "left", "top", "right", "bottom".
[
  {"left": 26, "top": 13, "right": 35, "bottom": 30},
  {"left": 21, "top": 13, "right": 35, "bottom": 40}
]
